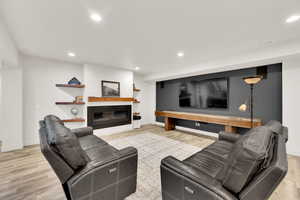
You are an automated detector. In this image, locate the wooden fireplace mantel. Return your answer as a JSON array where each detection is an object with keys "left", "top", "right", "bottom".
[
  {"left": 155, "top": 111, "right": 262, "bottom": 133},
  {"left": 88, "top": 97, "right": 135, "bottom": 102}
]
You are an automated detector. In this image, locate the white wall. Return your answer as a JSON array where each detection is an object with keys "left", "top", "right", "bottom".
[
  {"left": 83, "top": 64, "right": 133, "bottom": 99},
  {"left": 0, "top": 16, "right": 18, "bottom": 67},
  {"left": 0, "top": 68, "right": 3, "bottom": 149},
  {"left": 22, "top": 55, "right": 84, "bottom": 146},
  {"left": 0, "top": 69, "right": 3, "bottom": 144},
  {"left": 282, "top": 55, "right": 300, "bottom": 156},
  {"left": 133, "top": 74, "right": 156, "bottom": 125},
  {"left": 0, "top": 66, "right": 23, "bottom": 152},
  {"left": 83, "top": 64, "right": 134, "bottom": 135},
  {"left": 0, "top": 16, "right": 21, "bottom": 152}
]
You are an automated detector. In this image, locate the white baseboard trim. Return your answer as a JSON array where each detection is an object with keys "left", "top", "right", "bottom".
[{"left": 155, "top": 122, "right": 219, "bottom": 138}]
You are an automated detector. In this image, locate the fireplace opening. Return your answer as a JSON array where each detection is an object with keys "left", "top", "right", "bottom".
[{"left": 88, "top": 105, "right": 132, "bottom": 129}]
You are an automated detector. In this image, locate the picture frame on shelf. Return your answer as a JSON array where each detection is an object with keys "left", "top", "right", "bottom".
[{"left": 101, "top": 80, "right": 120, "bottom": 97}]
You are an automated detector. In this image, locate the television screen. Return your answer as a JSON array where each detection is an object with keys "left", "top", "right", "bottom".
[{"left": 179, "top": 78, "right": 228, "bottom": 109}]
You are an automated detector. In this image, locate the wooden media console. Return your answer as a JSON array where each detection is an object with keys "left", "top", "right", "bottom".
[{"left": 155, "top": 111, "right": 262, "bottom": 133}]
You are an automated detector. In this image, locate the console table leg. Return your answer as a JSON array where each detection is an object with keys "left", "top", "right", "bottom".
[
  {"left": 165, "top": 117, "right": 175, "bottom": 131},
  {"left": 225, "top": 125, "right": 237, "bottom": 133}
]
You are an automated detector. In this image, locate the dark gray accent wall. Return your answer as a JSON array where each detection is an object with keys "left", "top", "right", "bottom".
[{"left": 156, "top": 63, "right": 282, "bottom": 134}]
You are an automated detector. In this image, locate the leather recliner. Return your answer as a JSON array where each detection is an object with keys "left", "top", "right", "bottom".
[
  {"left": 39, "top": 115, "right": 138, "bottom": 200},
  {"left": 161, "top": 121, "right": 288, "bottom": 200}
]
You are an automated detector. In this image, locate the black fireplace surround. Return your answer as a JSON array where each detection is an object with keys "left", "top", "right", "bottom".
[{"left": 87, "top": 105, "right": 132, "bottom": 129}]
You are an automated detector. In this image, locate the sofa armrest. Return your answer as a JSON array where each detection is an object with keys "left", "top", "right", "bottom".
[
  {"left": 71, "top": 127, "right": 93, "bottom": 138},
  {"left": 219, "top": 131, "right": 240, "bottom": 143},
  {"left": 67, "top": 146, "right": 138, "bottom": 200},
  {"left": 161, "top": 156, "right": 237, "bottom": 200},
  {"left": 118, "top": 146, "right": 138, "bottom": 158}
]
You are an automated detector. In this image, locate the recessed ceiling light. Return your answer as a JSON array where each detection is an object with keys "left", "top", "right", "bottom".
[
  {"left": 177, "top": 51, "right": 184, "bottom": 57},
  {"left": 90, "top": 13, "right": 102, "bottom": 23},
  {"left": 135, "top": 66, "right": 140, "bottom": 70},
  {"left": 286, "top": 15, "right": 300, "bottom": 23},
  {"left": 68, "top": 52, "right": 76, "bottom": 57}
]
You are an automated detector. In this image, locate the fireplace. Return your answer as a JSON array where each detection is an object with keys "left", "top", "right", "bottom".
[{"left": 87, "top": 105, "right": 132, "bottom": 129}]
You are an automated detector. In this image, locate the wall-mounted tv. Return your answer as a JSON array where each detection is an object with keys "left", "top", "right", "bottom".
[{"left": 179, "top": 78, "right": 228, "bottom": 109}]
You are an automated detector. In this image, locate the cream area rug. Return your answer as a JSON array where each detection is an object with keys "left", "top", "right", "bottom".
[{"left": 107, "top": 133, "right": 202, "bottom": 200}]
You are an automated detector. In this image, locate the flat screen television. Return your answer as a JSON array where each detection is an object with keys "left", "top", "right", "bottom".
[{"left": 179, "top": 78, "right": 228, "bottom": 109}]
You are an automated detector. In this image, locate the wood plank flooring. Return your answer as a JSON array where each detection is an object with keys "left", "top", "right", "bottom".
[{"left": 0, "top": 125, "right": 299, "bottom": 200}]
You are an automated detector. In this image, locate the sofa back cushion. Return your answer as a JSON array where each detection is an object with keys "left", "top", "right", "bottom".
[
  {"left": 44, "top": 115, "right": 89, "bottom": 170},
  {"left": 222, "top": 126, "right": 275, "bottom": 193}
]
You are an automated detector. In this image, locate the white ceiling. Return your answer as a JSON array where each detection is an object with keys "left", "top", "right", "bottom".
[{"left": 1, "top": 0, "right": 300, "bottom": 77}]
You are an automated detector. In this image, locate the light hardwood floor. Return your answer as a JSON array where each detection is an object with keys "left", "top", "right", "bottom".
[{"left": 0, "top": 125, "right": 299, "bottom": 200}]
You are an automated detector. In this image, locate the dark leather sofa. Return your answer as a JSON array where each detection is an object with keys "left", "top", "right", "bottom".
[
  {"left": 39, "top": 115, "right": 138, "bottom": 200},
  {"left": 161, "top": 121, "right": 288, "bottom": 200}
]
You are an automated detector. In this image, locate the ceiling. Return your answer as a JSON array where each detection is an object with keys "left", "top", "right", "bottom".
[{"left": 1, "top": 0, "right": 300, "bottom": 77}]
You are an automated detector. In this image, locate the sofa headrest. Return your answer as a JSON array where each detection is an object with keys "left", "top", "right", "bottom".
[
  {"left": 265, "top": 120, "right": 288, "bottom": 142},
  {"left": 44, "top": 115, "right": 64, "bottom": 124},
  {"left": 44, "top": 115, "right": 60, "bottom": 145},
  {"left": 265, "top": 120, "right": 282, "bottom": 134}
]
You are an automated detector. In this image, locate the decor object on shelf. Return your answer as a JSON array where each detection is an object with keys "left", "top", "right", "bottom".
[
  {"left": 133, "top": 83, "right": 141, "bottom": 128},
  {"left": 133, "top": 98, "right": 140, "bottom": 103},
  {"left": 101, "top": 80, "right": 120, "bottom": 97},
  {"left": 70, "top": 107, "right": 79, "bottom": 117},
  {"left": 74, "top": 96, "right": 83, "bottom": 103},
  {"left": 68, "top": 77, "right": 81, "bottom": 85},
  {"left": 133, "top": 83, "right": 141, "bottom": 92},
  {"left": 240, "top": 75, "right": 263, "bottom": 128},
  {"left": 133, "top": 115, "right": 142, "bottom": 129}
]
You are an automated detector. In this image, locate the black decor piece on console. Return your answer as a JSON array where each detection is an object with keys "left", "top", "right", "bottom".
[{"left": 88, "top": 105, "right": 132, "bottom": 129}]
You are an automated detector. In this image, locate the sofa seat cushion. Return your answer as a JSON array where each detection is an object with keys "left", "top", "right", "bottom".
[
  {"left": 222, "top": 126, "right": 275, "bottom": 194},
  {"left": 78, "top": 135, "right": 108, "bottom": 150},
  {"left": 183, "top": 151, "right": 227, "bottom": 179},
  {"left": 203, "top": 140, "right": 233, "bottom": 159},
  {"left": 85, "top": 145, "right": 119, "bottom": 165},
  {"left": 44, "top": 115, "right": 89, "bottom": 170}
]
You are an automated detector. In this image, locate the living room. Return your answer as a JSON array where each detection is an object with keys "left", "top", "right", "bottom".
[{"left": 0, "top": 1, "right": 299, "bottom": 200}]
